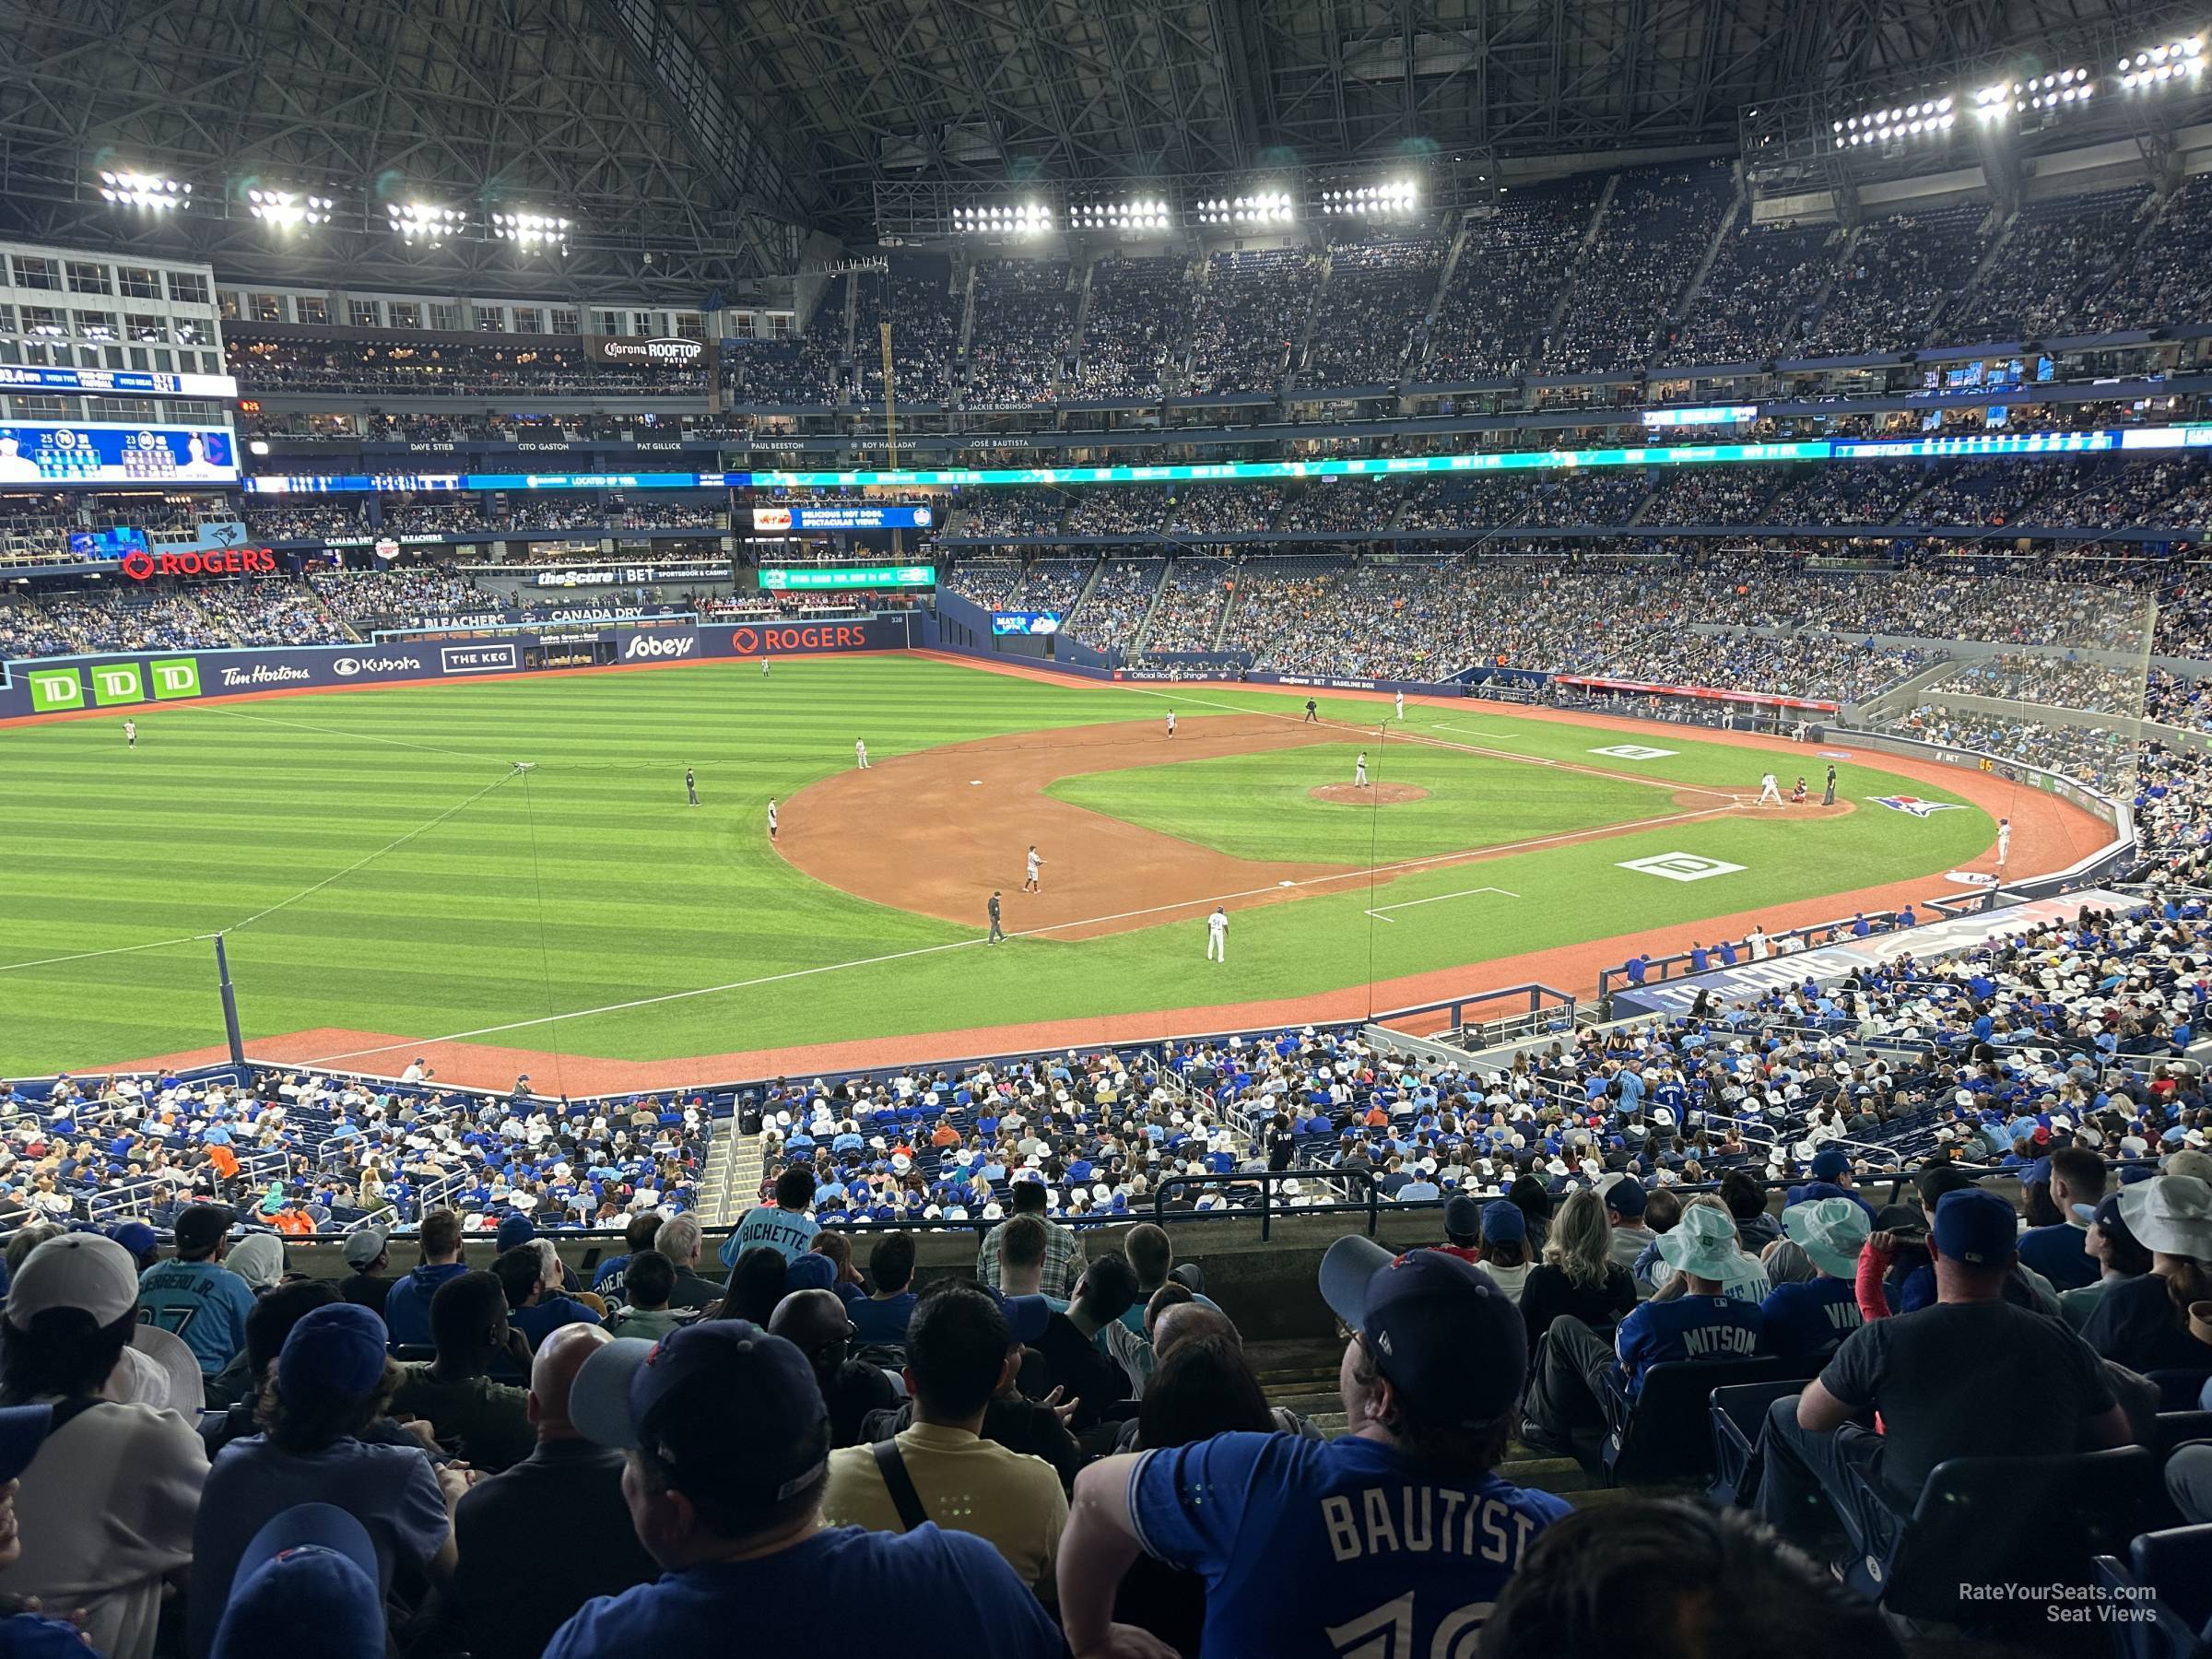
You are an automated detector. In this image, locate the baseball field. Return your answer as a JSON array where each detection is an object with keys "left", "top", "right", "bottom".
[{"left": 0, "top": 651, "right": 2062, "bottom": 1086}]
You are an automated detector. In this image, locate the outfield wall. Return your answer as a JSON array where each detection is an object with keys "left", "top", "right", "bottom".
[{"left": 0, "top": 615, "right": 917, "bottom": 722}]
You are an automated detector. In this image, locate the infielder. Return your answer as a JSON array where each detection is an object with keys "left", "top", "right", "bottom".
[
  {"left": 987, "top": 890, "right": 1005, "bottom": 946},
  {"left": 767, "top": 798, "right": 779, "bottom": 841},
  {"left": 124, "top": 718, "right": 136, "bottom": 749},
  {"left": 1206, "top": 905, "right": 1228, "bottom": 962},
  {"left": 1996, "top": 817, "right": 2012, "bottom": 864},
  {"left": 1023, "top": 844, "right": 1043, "bottom": 892},
  {"left": 685, "top": 767, "right": 698, "bottom": 806},
  {"left": 1355, "top": 751, "right": 1369, "bottom": 787},
  {"left": 1757, "top": 771, "right": 1783, "bottom": 806},
  {"left": 1394, "top": 690, "right": 1405, "bottom": 722},
  {"left": 855, "top": 739, "right": 869, "bottom": 770},
  {"left": 1166, "top": 710, "right": 1176, "bottom": 738}
]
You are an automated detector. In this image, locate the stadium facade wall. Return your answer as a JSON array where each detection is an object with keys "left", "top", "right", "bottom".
[{"left": 0, "top": 616, "right": 915, "bottom": 722}]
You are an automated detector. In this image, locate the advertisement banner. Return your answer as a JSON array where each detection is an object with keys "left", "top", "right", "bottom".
[
  {"left": 0, "top": 365, "right": 239, "bottom": 399},
  {"left": 758, "top": 565, "right": 934, "bottom": 592},
  {"left": 750, "top": 504, "right": 935, "bottom": 532},
  {"left": 582, "top": 335, "right": 715, "bottom": 370},
  {"left": 0, "top": 421, "right": 239, "bottom": 487},
  {"left": 991, "top": 611, "right": 1062, "bottom": 637},
  {"left": 3, "top": 618, "right": 912, "bottom": 720}
]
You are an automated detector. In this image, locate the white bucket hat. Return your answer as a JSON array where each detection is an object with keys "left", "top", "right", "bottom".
[
  {"left": 2118, "top": 1175, "right": 2212, "bottom": 1259},
  {"left": 1782, "top": 1197, "right": 1872, "bottom": 1279}
]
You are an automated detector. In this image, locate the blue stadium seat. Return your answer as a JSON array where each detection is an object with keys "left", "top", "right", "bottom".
[
  {"left": 1598, "top": 1356, "right": 1813, "bottom": 1488},
  {"left": 2093, "top": 1524, "right": 2212, "bottom": 1659}
]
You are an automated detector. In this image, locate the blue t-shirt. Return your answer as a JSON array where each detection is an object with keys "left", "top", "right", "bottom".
[
  {"left": 1612, "top": 1296, "right": 1765, "bottom": 1394},
  {"left": 189, "top": 1434, "right": 448, "bottom": 1659},
  {"left": 2017, "top": 1223, "right": 2098, "bottom": 1291},
  {"left": 546, "top": 1524, "right": 1059, "bottom": 1659},
  {"left": 848, "top": 1290, "right": 918, "bottom": 1348},
  {"left": 717, "top": 1205, "right": 820, "bottom": 1266},
  {"left": 1129, "top": 1431, "right": 1570, "bottom": 1657},
  {"left": 1758, "top": 1276, "right": 1865, "bottom": 1363},
  {"left": 135, "top": 1257, "right": 258, "bottom": 1375}
]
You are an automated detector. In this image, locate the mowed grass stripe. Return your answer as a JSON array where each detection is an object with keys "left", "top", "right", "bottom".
[{"left": 2, "top": 658, "right": 1991, "bottom": 1071}]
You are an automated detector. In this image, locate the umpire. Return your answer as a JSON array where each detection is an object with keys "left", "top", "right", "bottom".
[{"left": 987, "top": 889, "right": 1005, "bottom": 945}]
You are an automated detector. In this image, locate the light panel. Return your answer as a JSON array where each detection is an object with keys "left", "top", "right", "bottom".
[{"left": 98, "top": 171, "right": 190, "bottom": 209}]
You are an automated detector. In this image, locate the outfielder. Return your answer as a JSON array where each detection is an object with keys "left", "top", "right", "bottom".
[
  {"left": 855, "top": 738, "right": 869, "bottom": 770},
  {"left": 767, "top": 797, "right": 779, "bottom": 841},
  {"left": 1023, "top": 844, "right": 1043, "bottom": 892},
  {"left": 1206, "top": 905, "right": 1228, "bottom": 962},
  {"left": 124, "top": 718, "right": 136, "bottom": 749},
  {"left": 761, "top": 657, "right": 771, "bottom": 676},
  {"left": 1166, "top": 710, "right": 1176, "bottom": 738},
  {"left": 1355, "top": 751, "right": 1368, "bottom": 787},
  {"left": 1756, "top": 771, "right": 1783, "bottom": 806}
]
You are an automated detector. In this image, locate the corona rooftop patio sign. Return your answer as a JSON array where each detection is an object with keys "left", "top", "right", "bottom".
[{"left": 120, "top": 547, "right": 280, "bottom": 582}]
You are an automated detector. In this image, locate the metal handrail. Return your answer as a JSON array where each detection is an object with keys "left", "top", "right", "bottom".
[{"left": 1150, "top": 1167, "right": 1381, "bottom": 1241}]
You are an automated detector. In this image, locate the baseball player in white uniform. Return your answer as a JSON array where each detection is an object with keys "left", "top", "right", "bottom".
[
  {"left": 1394, "top": 691, "right": 1405, "bottom": 722},
  {"left": 1166, "top": 710, "right": 1176, "bottom": 738},
  {"left": 1757, "top": 771, "right": 1783, "bottom": 806},
  {"left": 1355, "top": 752, "right": 1369, "bottom": 787},
  {"left": 124, "top": 718, "right": 136, "bottom": 748},
  {"left": 767, "top": 798, "right": 779, "bottom": 841},
  {"left": 855, "top": 739, "right": 869, "bottom": 769},
  {"left": 761, "top": 657, "right": 771, "bottom": 676},
  {"left": 1023, "top": 845, "right": 1043, "bottom": 892},
  {"left": 1996, "top": 817, "right": 2011, "bottom": 864},
  {"left": 1206, "top": 905, "right": 1228, "bottom": 961}
]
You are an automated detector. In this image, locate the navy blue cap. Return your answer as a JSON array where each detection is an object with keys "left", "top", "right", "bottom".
[
  {"left": 569, "top": 1322, "right": 830, "bottom": 1511},
  {"left": 1442, "top": 1194, "right": 1482, "bottom": 1239},
  {"left": 495, "top": 1214, "right": 536, "bottom": 1253},
  {"left": 109, "top": 1221, "right": 159, "bottom": 1257},
  {"left": 2019, "top": 1157, "right": 2053, "bottom": 1188},
  {"left": 212, "top": 1504, "right": 382, "bottom": 1659},
  {"left": 1602, "top": 1177, "right": 1648, "bottom": 1218},
  {"left": 277, "top": 1303, "right": 388, "bottom": 1407},
  {"left": 1809, "top": 1148, "right": 1851, "bottom": 1181},
  {"left": 1480, "top": 1201, "right": 1527, "bottom": 1244},
  {"left": 1933, "top": 1188, "right": 2019, "bottom": 1267},
  {"left": 783, "top": 1253, "right": 837, "bottom": 1296},
  {"left": 1319, "top": 1238, "right": 1526, "bottom": 1427},
  {"left": 982, "top": 1287, "right": 1054, "bottom": 1346}
]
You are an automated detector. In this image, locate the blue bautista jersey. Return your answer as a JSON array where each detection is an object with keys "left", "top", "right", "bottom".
[
  {"left": 136, "top": 1258, "right": 257, "bottom": 1375},
  {"left": 1130, "top": 1431, "right": 1570, "bottom": 1658}
]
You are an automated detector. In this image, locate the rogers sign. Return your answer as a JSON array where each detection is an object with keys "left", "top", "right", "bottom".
[
  {"left": 121, "top": 547, "right": 279, "bottom": 582},
  {"left": 728, "top": 624, "right": 872, "bottom": 655}
]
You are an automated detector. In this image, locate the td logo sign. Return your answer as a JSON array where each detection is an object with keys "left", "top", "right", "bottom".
[
  {"left": 148, "top": 658, "right": 202, "bottom": 700},
  {"left": 27, "top": 668, "right": 83, "bottom": 712},
  {"left": 22, "top": 656, "right": 200, "bottom": 715}
]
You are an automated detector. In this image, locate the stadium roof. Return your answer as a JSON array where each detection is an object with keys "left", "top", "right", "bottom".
[{"left": 0, "top": 0, "right": 2197, "bottom": 301}]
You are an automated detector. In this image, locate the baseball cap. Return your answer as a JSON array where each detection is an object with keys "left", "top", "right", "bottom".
[
  {"left": 277, "top": 1303, "right": 390, "bottom": 1408},
  {"left": 1808, "top": 1148, "right": 1851, "bottom": 1182},
  {"left": 1600, "top": 1175, "right": 1648, "bottom": 1218},
  {"left": 986, "top": 1288, "right": 1054, "bottom": 1346},
  {"left": 783, "top": 1253, "right": 837, "bottom": 1296},
  {"left": 108, "top": 1221, "right": 159, "bottom": 1258},
  {"left": 0, "top": 1404, "right": 53, "bottom": 1483},
  {"left": 569, "top": 1322, "right": 830, "bottom": 1511},
  {"left": 494, "top": 1215, "right": 535, "bottom": 1253},
  {"left": 1480, "top": 1200, "right": 1527, "bottom": 1244},
  {"left": 1932, "top": 1189, "right": 2019, "bottom": 1266},
  {"left": 7, "top": 1233, "right": 140, "bottom": 1328},
  {"left": 1914, "top": 1166, "right": 1980, "bottom": 1208},
  {"left": 1319, "top": 1237, "right": 1526, "bottom": 1428},
  {"left": 174, "top": 1204, "right": 236, "bottom": 1255},
  {"left": 1442, "top": 1194, "right": 1483, "bottom": 1239},
  {"left": 2077, "top": 1191, "right": 2136, "bottom": 1246},
  {"left": 210, "top": 1503, "right": 382, "bottom": 1659},
  {"left": 341, "top": 1228, "right": 388, "bottom": 1270}
]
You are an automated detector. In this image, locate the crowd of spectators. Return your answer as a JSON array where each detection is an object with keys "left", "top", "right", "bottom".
[
  {"left": 1184, "top": 249, "right": 1320, "bottom": 396},
  {"left": 2084, "top": 173, "right": 2212, "bottom": 334},
  {"left": 956, "top": 493, "right": 1068, "bottom": 540},
  {"left": 243, "top": 503, "right": 371, "bottom": 542},
  {"left": 1421, "top": 176, "right": 1606, "bottom": 382},
  {"left": 0, "top": 581, "right": 347, "bottom": 660},
  {"left": 1298, "top": 235, "right": 1446, "bottom": 389},
  {"left": 1808, "top": 202, "right": 1994, "bottom": 357},
  {"left": 308, "top": 567, "right": 493, "bottom": 622},
  {"left": 1545, "top": 163, "right": 1733, "bottom": 374},
  {"left": 1136, "top": 558, "right": 1234, "bottom": 653},
  {"left": 1067, "top": 256, "right": 1194, "bottom": 400},
  {"left": 1664, "top": 220, "right": 1839, "bottom": 364},
  {"left": 1944, "top": 187, "right": 2150, "bottom": 344},
  {"left": 228, "top": 338, "right": 704, "bottom": 396},
  {"left": 962, "top": 262, "right": 1077, "bottom": 407},
  {"left": 1161, "top": 484, "right": 1283, "bottom": 537},
  {"left": 1061, "top": 487, "right": 1163, "bottom": 538},
  {"left": 1069, "top": 559, "right": 1164, "bottom": 653},
  {"left": 856, "top": 268, "right": 961, "bottom": 406}
]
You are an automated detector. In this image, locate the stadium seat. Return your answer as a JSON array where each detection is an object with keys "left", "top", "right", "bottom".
[
  {"left": 2152, "top": 1413, "right": 2212, "bottom": 1458},
  {"left": 2146, "top": 1370, "right": 2212, "bottom": 1412},
  {"left": 1850, "top": 1447, "right": 2172, "bottom": 1628},
  {"left": 2092, "top": 1525, "right": 2212, "bottom": 1659},
  {"left": 1599, "top": 1357, "right": 1812, "bottom": 1488},
  {"left": 1707, "top": 1378, "right": 1811, "bottom": 1507}
]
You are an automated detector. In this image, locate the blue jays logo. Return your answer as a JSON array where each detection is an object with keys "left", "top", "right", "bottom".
[{"left": 1870, "top": 794, "right": 1966, "bottom": 818}]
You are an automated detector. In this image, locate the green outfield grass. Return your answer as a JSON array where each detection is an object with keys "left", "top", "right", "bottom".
[{"left": 0, "top": 657, "right": 1994, "bottom": 1072}]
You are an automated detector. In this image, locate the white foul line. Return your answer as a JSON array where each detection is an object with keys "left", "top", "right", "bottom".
[
  {"left": 291, "top": 800, "right": 1737, "bottom": 1069},
  {"left": 1364, "top": 885, "right": 1521, "bottom": 923}
]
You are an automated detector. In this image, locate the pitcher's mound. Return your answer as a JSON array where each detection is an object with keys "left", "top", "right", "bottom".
[{"left": 1310, "top": 782, "right": 1430, "bottom": 806}]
